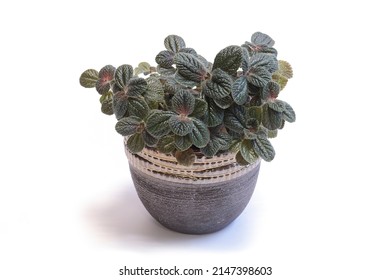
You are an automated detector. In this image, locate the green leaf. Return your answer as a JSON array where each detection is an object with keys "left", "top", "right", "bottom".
[
  {"left": 96, "top": 65, "right": 115, "bottom": 94},
  {"left": 144, "top": 76, "right": 164, "bottom": 105},
  {"left": 250, "top": 53, "right": 278, "bottom": 73},
  {"left": 145, "top": 110, "right": 174, "bottom": 138},
  {"left": 115, "top": 116, "right": 142, "bottom": 136},
  {"left": 169, "top": 115, "right": 194, "bottom": 136},
  {"left": 246, "top": 66, "right": 272, "bottom": 88},
  {"left": 224, "top": 105, "right": 246, "bottom": 133},
  {"left": 134, "top": 62, "right": 151, "bottom": 76},
  {"left": 247, "top": 106, "right": 263, "bottom": 121},
  {"left": 277, "top": 60, "right": 293, "bottom": 79},
  {"left": 175, "top": 149, "right": 196, "bottom": 166},
  {"left": 113, "top": 91, "right": 128, "bottom": 120},
  {"left": 126, "top": 133, "right": 145, "bottom": 153},
  {"left": 268, "top": 129, "right": 278, "bottom": 138},
  {"left": 179, "top": 47, "right": 197, "bottom": 55},
  {"left": 262, "top": 81, "right": 280, "bottom": 100},
  {"left": 232, "top": 76, "right": 248, "bottom": 105},
  {"left": 174, "top": 72, "right": 199, "bottom": 88},
  {"left": 244, "top": 128, "right": 258, "bottom": 140},
  {"left": 128, "top": 98, "right": 150, "bottom": 119},
  {"left": 115, "top": 64, "right": 133, "bottom": 89},
  {"left": 240, "top": 139, "right": 259, "bottom": 164},
  {"left": 236, "top": 151, "right": 250, "bottom": 165},
  {"left": 212, "top": 45, "right": 242, "bottom": 75},
  {"left": 203, "top": 68, "right": 232, "bottom": 99},
  {"left": 142, "top": 130, "right": 158, "bottom": 147},
  {"left": 79, "top": 69, "right": 99, "bottom": 88},
  {"left": 262, "top": 104, "right": 283, "bottom": 130},
  {"left": 253, "top": 136, "right": 275, "bottom": 162},
  {"left": 202, "top": 98, "right": 224, "bottom": 127},
  {"left": 241, "top": 47, "right": 250, "bottom": 74},
  {"left": 127, "top": 78, "right": 148, "bottom": 96},
  {"left": 200, "top": 128, "right": 232, "bottom": 157},
  {"left": 272, "top": 73, "right": 288, "bottom": 90},
  {"left": 157, "top": 135, "right": 176, "bottom": 154},
  {"left": 171, "top": 89, "right": 195, "bottom": 115},
  {"left": 101, "top": 99, "right": 113, "bottom": 115},
  {"left": 190, "top": 98, "right": 207, "bottom": 118},
  {"left": 268, "top": 100, "right": 285, "bottom": 113},
  {"left": 282, "top": 101, "right": 296, "bottom": 122},
  {"left": 155, "top": 50, "right": 175, "bottom": 68},
  {"left": 164, "top": 35, "right": 186, "bottom": 53},
  {"left": 175, "top": 134, "right": 193, "bottom": 151},
  {"left": 214, "top": 95, "right": 234, "bottom": 109},
  {"left": 190, "top": 118, "right": 210, "bottom": 148},
  {"left": 174, "top": 53, "right": 207, "bottom": 82},
  {"left": 251, "top": 32, "right": 275, "bottom": 47},
  {"left": 157, "top": 65, "right": 176, "bottom": 76}
]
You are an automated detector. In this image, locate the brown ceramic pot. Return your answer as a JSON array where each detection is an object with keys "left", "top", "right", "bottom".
[{"left": 125, "top": 145, "right": 261, "bottom": 234}]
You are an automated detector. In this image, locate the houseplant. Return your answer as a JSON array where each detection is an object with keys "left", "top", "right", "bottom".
[{"left": 79, "top": 31, "right": 295, "bottom": 234}]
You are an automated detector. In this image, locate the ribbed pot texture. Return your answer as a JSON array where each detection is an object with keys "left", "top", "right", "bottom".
[{"left": 126, "top": 146, "right": 261, "bottom": 234}]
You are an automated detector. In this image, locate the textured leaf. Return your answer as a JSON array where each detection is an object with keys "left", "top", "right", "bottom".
[
  {"left": 200, "top": 137, "right": 221, "bottom": 157},
  {"left": 115, "top": 116, "right": 142, "bottom": 136},
  {"left": 251, "top": 32, "right": 275, "bottom": 47},
  {"left": 175, "top": 149, "right": 196, "bottom": 166},
  {"left": 127, "top": 78, "right": 148, "bottom": 96},
  {"left": 232, "top": 76, "right": 248, "bottom": 105},
  {"left": 155, "top": 50, "right": 175, "bottom": 68},
  {"left": 203, "top": 68, "right": 232, "bottom": 99},
  {"left": 272, "top": 73, "right": 288, "bottom": 90},
  {"left": 247, "top": 106, "right": 263, "bottom": 121},
  {"left": 174, "top": 72, "right": 199, "bottom": 88},
  {"left": 268, "top": 129, "right": 278, "bottom": 138},
  {"left": 190, "top": 118, "right": 210, "bottom": 148},
  {"left": 224, "top": 105, "right": 246, "bottom": 133},
  {"left": 214, "top": 95, "right": 234, "bottom": 109},
  {"left": 157, "top": 135, "right": 176, "bottom": 154},
  {"left": 244, "top": 128, "right": 258, "bottom": 140},
  {"left": 179, "top": 47, "right": 197, "bottom": 55},
  {"left": 190, "top": 98, "right": 207, "bottom": 118},
  {"left": 175, "top": 134, "right": 193, "bottom": 151},
  {"left": 96, "top": 65, "right": 115, "bottom": 94},
  {"left": 262, "top": 104, "right": 283, "bottom": 130},
  {"left": 144, "top": 76, "right": 164, "bottom": 105},
  {"left": 101, "top": 99, "right": 114, "bottom": 115},
  {"left": 262, "top": 81, "right": 280, "bottom": 100},
  {"left": 174, "top": 53, "right": 207, "bottom": 82},
  {"left": 253, "top": 136, "right": 275, "bottom": 162},
  {"left": 169, "top": 115, "right": 194, "bottom": 136},
  {"left": 200, "top": 128, "right": 232, "bottom": 157},
  {"left": 145, "top": 110, "right": 174, "bottom": 138},
  {"left": 212, "top": 45, "right": 242, "bottom": 75},
  {"left": 240, "top": 139, "right": 259, "bottom": 164},
  {"left": 236, "top": 151, "right": 250, "bottom": 166},
  {"left": 126, "top": 133, "right": 145, "bottom": 153},
  {"left": 134, "top": 62, "right": 151, "bottom": 76},
  {"left": 113, "top": 91, "right": 128, "bottom": 119},
  {"left": 142, "top": 130, "right": 158, "bottom": 147},
  {"left": 246, "top": 66, "right": 272, "bottom": 88},
  {"left": 241, "top": 48, "right": 250, "bottom": 74},
  {"left": 202, "top": 98, "right": 224, "bottom": 127},
  {"left": 250, "top": 53, "right": 278, "bottom": 73},
  {"left": 157, "top": 65, "right": 176, "bottom": 76},
  {"left": 249, "top": 96, "right": 263, "bottom": 107},
  {"left": 268, "top": 100, "right": 285, "bottom": 113},
  {"left": 128, "top": 98, "right": 149, "bottom": 119},
  {"left": 79, "top": 69, "right": 99, "bottom": 88},
  {"left": 277, "top": 60, "right": 293, "bottom": 79},
  {"left": 164, "top": 35, "right": 186, "bottom": 53},
  {"left": 171, "top": 89, "right": 195, "bottom": 115},
  {"left": 246, "top": 118, "right": 260, "bottom": 130},
  {"left": 282, "top": 101, "right": 296, "bottom": 122},
  {"left": 115, "top": 64, "right": 133, "bottom": 89}
]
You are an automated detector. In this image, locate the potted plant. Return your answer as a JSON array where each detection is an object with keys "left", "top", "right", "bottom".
[{"left": 79, "top": 31, "right": 295, "bottom": 234}]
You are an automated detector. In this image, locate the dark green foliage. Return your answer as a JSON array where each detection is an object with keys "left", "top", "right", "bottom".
[{"left": 80, "top": 31, "right": 295, "bottom": 165}]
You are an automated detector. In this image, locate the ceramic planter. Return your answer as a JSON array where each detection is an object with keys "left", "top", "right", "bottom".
[{"left": 125, "top": 143, "right": 261, "bottom": 234}]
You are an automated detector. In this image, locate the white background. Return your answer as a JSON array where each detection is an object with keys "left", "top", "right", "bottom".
[{"left": 1, "top": 0, "right": 389, "bottom": 279}]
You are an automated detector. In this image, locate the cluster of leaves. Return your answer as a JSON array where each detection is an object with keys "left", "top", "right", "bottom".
[{"left": 79, "top": 32, "right": 295, "bottom": 166}]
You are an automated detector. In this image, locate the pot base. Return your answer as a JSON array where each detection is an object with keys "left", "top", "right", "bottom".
[{"left": 129, "top": 160, "right": 260, "bottom": 234}]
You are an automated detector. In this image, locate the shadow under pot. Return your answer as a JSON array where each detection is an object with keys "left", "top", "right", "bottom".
[{"left": 126, "top": 145, "right": 261, "bottom": 235}]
